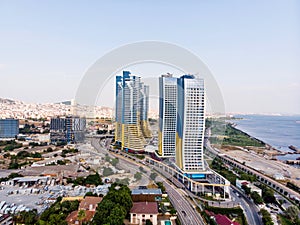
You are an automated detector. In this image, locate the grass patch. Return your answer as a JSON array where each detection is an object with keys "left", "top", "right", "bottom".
[
  {"left": 209, "top": 121, "right": 265, "bottom": 147},
  {"left": 278, "top": 215, "right": 294, "bottom": 225}
]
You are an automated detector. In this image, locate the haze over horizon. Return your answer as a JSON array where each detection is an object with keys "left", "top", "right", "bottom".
[{"left": 0, "top": 1, "right": 299, "bottom": 115}]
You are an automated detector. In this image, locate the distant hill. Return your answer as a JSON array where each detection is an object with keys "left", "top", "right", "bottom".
[
  {"left": 57, "top": 100, "right": 72, "bottom": 105},
  {"left": 0, "top": 98, "right": 19, "bottom": 104}
]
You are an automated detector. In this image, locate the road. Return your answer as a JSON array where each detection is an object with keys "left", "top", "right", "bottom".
[
  {"left": 163, "top": 180, "right": 205, "bottom": 225},
  {"left": 153, "top": 163, "right": 261, "bottom": 225},
  {"left": 205, "top": 139, "right": 300, "bottom": 201},
  {"left": 92, "top": 136, "right": 264, "bottom": 225},
  {"left": 90, "top": 138, "right": 206, "bottom": 225},
  {"left": 231, "top": 186, "right": 262, "bottom": 225}
]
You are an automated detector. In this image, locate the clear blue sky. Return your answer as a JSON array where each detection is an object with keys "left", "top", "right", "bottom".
[{"left": 0, "top": 0, "right": 299, "bottom": 114}]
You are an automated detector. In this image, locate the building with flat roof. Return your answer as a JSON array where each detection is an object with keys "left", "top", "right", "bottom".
[
  {"left": 158, "top": 74, "right": 177, "bottom": 157},
  {"left": 176, "top": 75, "right": 206, "bottom": 174},
  {"left": 131, "top": 189, "right": 162, "bottom": 202},
  {"left": 0, "top": 119, "right": 19, "bottom": 139}
]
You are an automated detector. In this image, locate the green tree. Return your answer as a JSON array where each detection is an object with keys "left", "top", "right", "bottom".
[
  {"left": 156, "top": 182, "right": 166, "bottom": 192},
  {"left": 31, "top": 152, "right": 42, "bottom": 158},
  {"left": 170, "top": 208, "right": 177, "bottom": 215},
  {"left": 241, "top": 185, "right": 251, "bottom": 195},
  {"left": 85, "top": 191, "right": 98, "bottom": 197},
  {"left": 139, "top": 166, "right": 146, "bottom": 173},
  {"left": 146, "top": 219, "right": 153, "bottom": 225},
  {"left": 103, "top": 167, "right": 114, "bottom": 176},
  {"left": 261, "top": 185, "right": 276, "bottom": 203},
  {"left": 150, "top": 172, "right": 158, "bottom": 180},
  {"left": 78, "top": 209, "right": 86, "bottom": 225},
  {"left": 93, "top": 183, "right": 132, "bottom": 225},
  {"left": 105, "top": 206, "right": 126, "bottom": 225},
  {"left": 8, "top": 172, "right": 23, "bottom": 179},
  {"left": 134, "top": 172, "right": 142, "bottom": 181},
  {"left": 240, "top": 172, "right": 256, "bottom": 182},
  {"left": 115, "top": 178, "right": 130, "bottom": 185},
  {"left": 111, "top": 158, "right": 119, "bottom": 166},
  {"left": 48, "top": 214, "right": 67, "bottom": 225},
  {"left": 17, "top": 150, "right": 30, "bottom": 158},
  {"left": 105, "top": 154, "right": 110, "bottom": 162},
  {"left": 38, "top": 199, "right": 79, "bottom": 224},
  {"left": 14, "top": 210, "right": 38, "bottom": 225},
  {"left": 85, "top": 172, "right": 103, "bottom": 186},
  {"left": 250, "top": 191, "right": 263, "bottom": 204},
  {"left": 260, "top": 209, "right": 274, "bottom": 225},
  {"left": 285, "top": 205, "right": 300, "bottom": 223}
]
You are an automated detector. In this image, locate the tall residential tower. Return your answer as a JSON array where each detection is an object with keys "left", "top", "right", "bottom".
[
  {"left": 115, "top": 71, "right": 151, "bottom": 151},
  {"left": 176, "top": 75, "right": 206, "bottom": 175},
  {"left": 140, "top": 84, "right": 152, "bottom": 138},
  {"left": 158, "top": 74, "right": 177, "bottom": 157},
  {"left": 50, "top": 116, "right": 86, "bottom": 144}
]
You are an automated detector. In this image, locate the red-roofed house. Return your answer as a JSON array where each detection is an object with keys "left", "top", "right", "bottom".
[
  {"left": 66, "top": 210, "right": 95, "bottom": 225},
  {"left": 130, "top": 202, "right": 158, "bottom": 225},
  {"left": 79, "top": 196, "right": 102, "bottom": 211},
  {"left": 215, "top": 214, "right": 240, "bottom": 225},
  {"left": 65, "top": 196, "right": 102, "bottom": 225}
]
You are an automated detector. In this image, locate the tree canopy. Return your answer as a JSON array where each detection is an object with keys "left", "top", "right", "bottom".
[{"left": 92, "top": 183, "right": 132, "bottom": 225}]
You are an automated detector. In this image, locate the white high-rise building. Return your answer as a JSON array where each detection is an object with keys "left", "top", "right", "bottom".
[
  {"left": 176, "top": 75, "right": 206, "bottom": 175},
  {"left": 158, "top": 74, "right": 177, "bottom": 157}
]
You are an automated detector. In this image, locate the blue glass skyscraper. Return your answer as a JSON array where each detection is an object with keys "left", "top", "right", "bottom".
[
  {"left": 115, "top": 71, "right": 151, "bottom": 151},
  {"left": 0, "top": 119, "right": 19, "bottom": 138}
]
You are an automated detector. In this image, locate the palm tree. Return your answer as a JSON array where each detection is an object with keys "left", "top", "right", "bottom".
[{"left": 78, "top": 209, "right": 86, "bottom": 225}]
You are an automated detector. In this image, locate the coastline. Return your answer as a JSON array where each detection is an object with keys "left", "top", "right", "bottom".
[
  {"left": 229, "top": 121, "right": 300, "bottom": 168},
  {"left": 215, "top": 122, "right": 300, "bottom": 187},
  {"left": 232, "top": 114, "right": 300, "bottom": 152}
]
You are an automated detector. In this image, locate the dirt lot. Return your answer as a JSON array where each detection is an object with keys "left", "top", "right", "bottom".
[{"left": 224, "top": 149, "right": 300, "bottom": 187}]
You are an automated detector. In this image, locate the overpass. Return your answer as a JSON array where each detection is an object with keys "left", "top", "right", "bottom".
[
  {"left": 145, "top": 157, "right": 231, "bottom": 200},
  {"left": 205, "top": 145, "right": 300, "bottom": 205}
]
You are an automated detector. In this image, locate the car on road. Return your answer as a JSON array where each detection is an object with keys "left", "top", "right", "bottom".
[{"left": 181, "top": 210, "right": 186, "bottom": 216}]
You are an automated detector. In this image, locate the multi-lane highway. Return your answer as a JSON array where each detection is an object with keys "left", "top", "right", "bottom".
[
  {"left": 90, "top": 138, "right": 206, "bottom": 225},
  {"left": 153, "top": 160, "right": 262, "bottom": 225},
  {"left": 230, "top": 185, "right": 262, "bottom": 225},
  {"left": 163, "top": 180, "right": 205, "bottom": 225},
  {"left": 91, "top": 137, "right": 269, "bottom": 225}
]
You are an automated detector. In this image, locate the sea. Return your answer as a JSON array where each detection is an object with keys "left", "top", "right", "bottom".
[{"left": 231, "top": 114, "right": 300, "bottom": 162}]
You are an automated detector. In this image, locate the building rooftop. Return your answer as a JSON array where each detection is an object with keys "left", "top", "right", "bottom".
[
  {"left": 130, "top": 202, "right": 158, "bottom": 214},
  {"left": 79, "top": 196, "right": 102, "bottom": 211},
  {"left": 66, "top": 210, "right": 95, "bottom": 225},
  {"left": 215, "top": 214, "right": 240, "bottom": 225},
  {"left": 131, "top": 189, "right": 162, "bottom": 195},
  {"left": 12, "top": 176, "right": 49, "bottom": 183}
]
